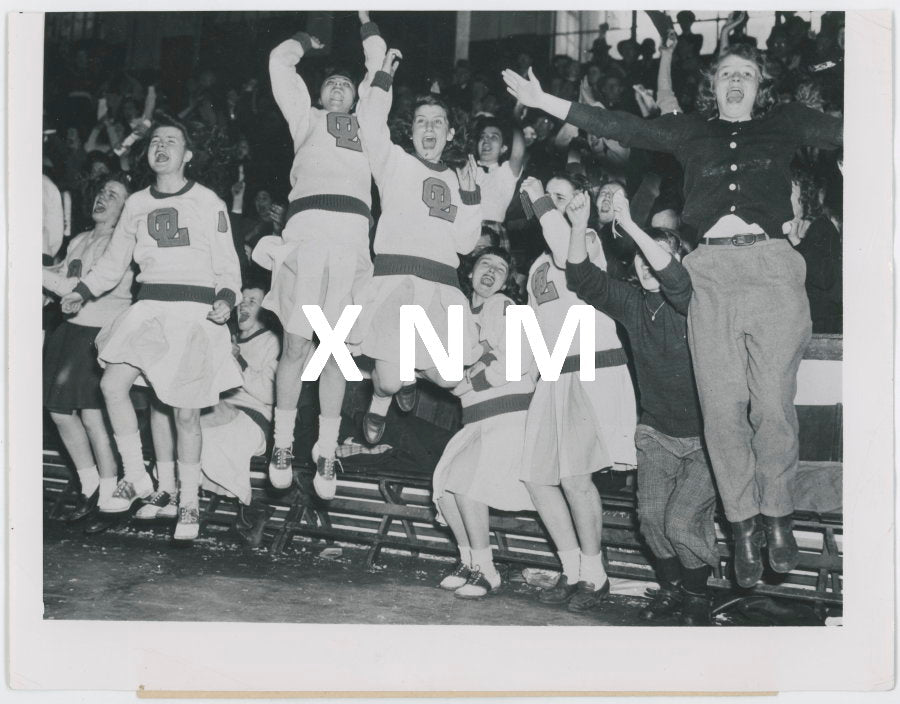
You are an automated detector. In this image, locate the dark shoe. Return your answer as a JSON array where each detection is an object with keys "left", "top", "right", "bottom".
[
  {"left": 362, "top": 412, "right": 386, "bottom": 445},
  {"left": 83, "top": 515, "right": 117, "bottom": 535},
  {"left": 234, "top": 502, "right": 274, "bottom": 549},
  {"left": 762, "top": 514, "right": 799, "bottom": 573},
  {"left": 395, "top": 382, "right": 418, "bottom": 413},
  {"left": 731, "top": 515, "right": 765, "bottom": 588},
  {"left": 567, "top": 579, "right": 611, "bottom": 612},
  {"left": 638, "top": 583, "right": 684, "bottom": 621},
  {"left": 65, "top": 489, "right": 99, "bottom": 523},
  {"left": 680, "top": 588, "right": 713, "bottom": 626},
  {"left": 538, "top": 574, "right": 579, "bottom": 605}
]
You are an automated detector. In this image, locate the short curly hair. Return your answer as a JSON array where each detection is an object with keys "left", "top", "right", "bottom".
[{"left": 695, "top": 44, "right": 776, "bottom": 119}]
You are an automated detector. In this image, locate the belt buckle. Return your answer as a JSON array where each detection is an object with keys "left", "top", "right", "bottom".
[{"left": 731, "top": 233, "right": 757, "bottom": 246}]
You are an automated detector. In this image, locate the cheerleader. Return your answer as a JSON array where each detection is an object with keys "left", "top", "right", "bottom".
[
  {"left": 432, "top": 247, "right": 535, "bottom": 599},
  {"left": 43, "top": 176, "right": 133, "bottom": 521},
  {"left": 520, "top": 174, "right": 637, "bottom": 612},
  {"left": 352, "top": 47, "right": 483, "bottom": 445}
]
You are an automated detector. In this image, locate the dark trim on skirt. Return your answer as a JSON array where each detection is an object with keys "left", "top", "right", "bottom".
[{"left": 43, "top": 320, "right": 104, "bottom": 414}]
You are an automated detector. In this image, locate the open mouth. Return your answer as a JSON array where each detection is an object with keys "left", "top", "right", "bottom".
[
  {"left": 422, "top": 135, "right": 437, "bottom": 149},
  {"left": 155, "top": 152, "right": 169, "bottom": 163},
  {"left": 726, "top": 88, "right": 744, "bottom": 103},
  {"left": 93, "top": 203, "right": 106, "bottom": 214},
  {"left": 480, "top": 273, "right": 495, "bottom": 287},
  {"left": 238, "top": 310, "right": 250, "bottom": 323}
]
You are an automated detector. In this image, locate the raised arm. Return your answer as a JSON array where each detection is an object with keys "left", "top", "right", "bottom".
[
  {"left": 503, "top": 66, "right": 687, "bottom": 154},
  {"left": 453, "top": 155, "right": 483, "bottom": 255},
  {"left": 521, "top": 177, "right": 570, "bottom": 270},
  {"left": 269, "top": 31, "right": 322, "bottom": 143},
  {"left": 357, "top": 48, "right": 402, "bottom": 185},
  {"left": 656, "top": 30, "right": 682, "bottom": 115},
  {"left": 611, "top": 189, "right": 692, "bottom": 314},
  {"left": 507, "top": 125, "right": 526, "bottom": 176},
  {"left": 357, "top": 12, "right": 387, "bottom": 100}
]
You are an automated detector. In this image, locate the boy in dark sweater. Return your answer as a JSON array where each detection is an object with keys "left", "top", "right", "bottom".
[{"left": 565, "top": 189, "right": 718, "bottom": 626}]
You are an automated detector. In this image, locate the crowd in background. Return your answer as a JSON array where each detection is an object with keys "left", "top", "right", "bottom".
[{"left": 42, "top": 10, "right": 844, "bottom": 335}]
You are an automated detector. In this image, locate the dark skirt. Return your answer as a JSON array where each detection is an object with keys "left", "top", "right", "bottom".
[{"left": 43, "top": 321, "right": 104, "bottom": 413}]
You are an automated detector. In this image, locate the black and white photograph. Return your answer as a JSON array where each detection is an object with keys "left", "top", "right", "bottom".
[{"left": 6, "top": 3, "right": 894, "bottom": 697}]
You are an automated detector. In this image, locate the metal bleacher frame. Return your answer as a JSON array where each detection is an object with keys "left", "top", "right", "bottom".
[{"left": 43, "top": 336, "right": 843, "bottom": 608}]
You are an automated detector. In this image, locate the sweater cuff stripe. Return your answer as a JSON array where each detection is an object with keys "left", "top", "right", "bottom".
[
  {"left": 74, "top": 281, "right": 95, "bottom": 301},
  {"left": 215, "top": 288, "right": 237, "bottom": 308},
  {"left": 533, "top": 194, "right": 555, "bottom": 219},
  {"left": 292, "top": 32, "right": 313, "bottom": 53},
  {"left": 372, "top": 71, "right": 393, "bottom": 91},
  {"left": 360, "top": 22, "right": 381, "bottom": 40},
  {"left": 459, "top": 186, "right": 481, "bottom": 206},
  {"left": 470, "top": 370, "right": 491, "bottom": 392}
]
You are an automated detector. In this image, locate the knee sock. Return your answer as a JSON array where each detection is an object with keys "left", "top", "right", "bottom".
[
  {"left": 316, "top": 416, "right": 341, "bottom": 458},
  {"left": 114, "top": 432, "right": 146, "bottom": 484},
  {"left": 98, "top": 476, "right": 117, "bottom": 504},
  {"left": 273, "top": 408, "right": 297, "bottom": 450},
  {"left": 177, "top": 462, "right": 202, "bottom": 509},
  {"left": 368, "top": 393, "right": 392, "bottom": 416},
  {"left": 76, "top": 465, "right": 99, "bottom": 497},
  {"left": 580, "top": 551, "right": 608, "bottom": 587},
  {"left": 557, "top": 548, "right": 581, "bottom": 582},
  {"left": 156, "top": 460, "right": 176, "bottom": 495},
  {"left": 471, "top": 547, "right": 499, "bottom": 580},
  {"left": 682, "top": 564, "right": 711, "bottom": 595}
]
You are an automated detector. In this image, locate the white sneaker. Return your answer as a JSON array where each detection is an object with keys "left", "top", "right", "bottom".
[
  {"left": 268, "top": 446, "right": 294, "bottom": 490},
  {"left": 312, "top": 443, "right": 341, "bottom": 501},
  {"left": 173, "top": 505, "right": 200, "bottom": 541},
  {"left": 134, "top": 490, "right": 174, "bottom": 519},
  {"left": 101, "top": 475, "right": 153, "bottom": 513}
]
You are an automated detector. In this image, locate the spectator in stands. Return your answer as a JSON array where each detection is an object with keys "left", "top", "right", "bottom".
[
  {"left": 199, "top": 284, "right": 281, "bottom": 545},
  {"left": 472, "top": 117, "right": 526, "bottom": 251},
  {"left": 567, "top": 189, "right": 718, "bottom": 626},
  {"left": 504, "top": 39, "right": 842, "bottom": 591}
]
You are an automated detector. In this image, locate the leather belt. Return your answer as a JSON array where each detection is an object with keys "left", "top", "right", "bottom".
[{"left": 703, "top": 233, "right": 769, "bottom": 247}]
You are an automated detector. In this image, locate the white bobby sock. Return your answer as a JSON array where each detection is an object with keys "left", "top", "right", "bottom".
[
  {"left": 580, "top": 551, "right": 608, "bottom": 587},
  {"left": 368, "top": 393, "right": 392, "bottom": 416},
  {"left": 98, "top": 476, "right": 117, "bottom": 503},
  {"left": 273, "top": 408, "right": 297, "bottom": 450},
  {"left": 114, "top": 432, "right": 146, "bottom": 483},
  {"left": 558, "top": 548, "right": 581, "bottom": 582},
  {"left": 76, "top": 465, "right": 99, "bottom": 497},
  {"left": 471, "top": 547, "right": 499, "bottom": 579},
  {"left": 459, "top": 545, "right": 473, "bottom": 568},
  {"left": 156, "top": 460, "right": 176, "bottom": 495},
  {"left": 177, "top": 462, "right": 202, "bottom": 509},
  {"left": 316, "top": 416, "right": 341, "bottom": 458}
]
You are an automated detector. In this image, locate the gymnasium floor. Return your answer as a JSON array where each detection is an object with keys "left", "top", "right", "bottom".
[{"left": 43, "top": 518, "right": 665, "bottom": 626}]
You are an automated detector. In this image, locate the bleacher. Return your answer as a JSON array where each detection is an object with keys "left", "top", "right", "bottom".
[{"left": 43, "top": 334, "right": 843, "bottom": 607}]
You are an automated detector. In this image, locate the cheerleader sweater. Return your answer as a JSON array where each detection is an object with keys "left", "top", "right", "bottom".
[
  {"left": 455, "top": 293, "right": 535, "bottom": 425},
  {"left": 225, "top": 327, "right": 280, "bottom": 422},
  {"left": 357, "top": 71, "right": 482, "bottom": 268},
  {"left": 43, "top": 229, "right": 134, "bottom": 328},
  {"left": 74, "top": 181, "right": 242, "bottom": 308},
  {"left": 270, "top": 23, "right": 385, "bottom": 222}
]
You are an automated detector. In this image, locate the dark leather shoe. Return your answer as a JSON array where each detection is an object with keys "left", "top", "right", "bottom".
[
  {"left": 638, "top": 582, "right": 683, "bottom": 621},
  {"left": 83, "top": 515, "right": 117, "bottom": 535},
  {"left": 65, "top": 489, "right": 99, "bottom": 523},
  {"left": 395, "top": 382, "right": 417, "bottom": 413},
  {"left": 538, "top": 574, "right": 579, "bottom": 604},
  {"left": 362, "top": 412, "right": 386, "bottom": 445},
  {"left": 731, "top": 515, "right": 765, "bottom": 588},
  {"left": 235, "top": 502, "right": 274, "bottom": 549},
  {"left": 762, "top": 514, "right": 799, "bottom": 573},
  {"left": 567, "top": 579, "right": 611, "bottom": 612},
  {"left": 680, "top": 588, "right": 713, "bottom": 626}
]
